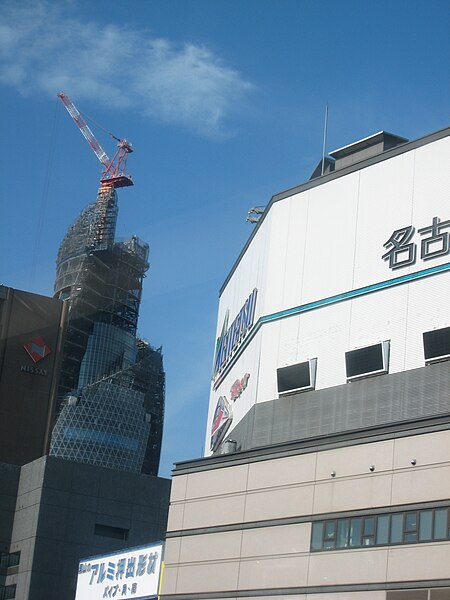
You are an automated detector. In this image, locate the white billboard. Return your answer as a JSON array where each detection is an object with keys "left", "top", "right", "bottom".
[{"left": 75, "top": 542, "right": 163, "bottom": 600}]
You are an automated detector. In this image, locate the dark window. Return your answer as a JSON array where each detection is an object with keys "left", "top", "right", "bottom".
[
  {"left": 419, "top": 510, "right": 433, "bottom": 541},
  {"left": 94, "top": 523, "right": 129, "bottom": 540},
  {"left": 390, "top": 513, "right": 403, "bottom": 543},
  {"left": 345, "top": 342, "right": 388, "bottom": 380},
  {"left": 337, "top": 519, "right": 350, "bottom": 548},
  {"left": 349, "top": 518, "right": 362, "bottom": 547},
  {"left": 311, "top": 522, "right": 323, "bottom": 551},
  {"left": 433, "top": 509, "right": 448, "bottom": 539},
  {"left": 0, "top": 585, "right": 16, "bottom": 600},
  {"left": 323, "top": 521, "right": 336, "bottom": 549},
  {"left": 376, "top": 515, "right": 390, "bottom": 545},
  {"left": 362, "top": 517, "right": 375, "bottom": 546},
  {"left": 404, "top": 512, "right": 418, "bottom": 543},
  {"left": 423, "top": 326, "right": 450, "bottom": 362},
  {"left": 277, "top": 359, "right": 316, "bottom": 394}
]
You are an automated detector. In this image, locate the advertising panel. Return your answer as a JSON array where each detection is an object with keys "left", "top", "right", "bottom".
[{"left": 75, "top": 542, "right": 163, "bottom": 600}]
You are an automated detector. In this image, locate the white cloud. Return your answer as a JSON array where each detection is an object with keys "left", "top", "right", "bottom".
[{"left": 0, "top": 1, "right": 253, "bottom": 137}]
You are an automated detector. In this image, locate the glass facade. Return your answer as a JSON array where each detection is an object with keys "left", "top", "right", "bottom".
[{"left": 50, "top": 188, "right": 164, "bottom": 475}]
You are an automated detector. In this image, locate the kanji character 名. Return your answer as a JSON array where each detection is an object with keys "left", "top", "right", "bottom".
[
  {"left": 382, "top": 225, "right": 417, "bottom": 270},
  {"left": 418, "top": 216, "right": 450, "bottom": 260}
]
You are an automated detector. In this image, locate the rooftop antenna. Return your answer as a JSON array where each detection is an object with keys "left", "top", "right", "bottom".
[{"left": 321, "top": 103, "right": 329, "bottom": 176}]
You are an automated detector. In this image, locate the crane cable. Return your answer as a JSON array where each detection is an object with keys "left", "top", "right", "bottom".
[{"left": 80, "top": 109, "right": 122, "bottom": 143}]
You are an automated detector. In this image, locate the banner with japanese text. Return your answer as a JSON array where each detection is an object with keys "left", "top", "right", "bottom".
[{"left": 75, "top": 542, "right": 163, "bottom": 600}]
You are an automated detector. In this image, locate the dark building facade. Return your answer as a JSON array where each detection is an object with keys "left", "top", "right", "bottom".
[
  {"left": 2, "top": 456, "right": 170, "bottom": 600},
  {"left": 49, "top": 187, "right": 165, "bottom": 475},
  {"left": 0, "top": 285, "right": 66, "bottom": 467}
]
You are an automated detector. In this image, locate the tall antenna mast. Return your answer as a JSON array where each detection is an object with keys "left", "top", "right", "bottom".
[{"left": 321, "top": 103, "right": 329, "bottom": 176}]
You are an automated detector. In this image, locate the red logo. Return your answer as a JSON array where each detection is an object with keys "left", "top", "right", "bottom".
[
  {"left": 230, "top": 373, "right": 250, "bottom": 402},
  {"left": 23, "top": 337, "right": 51, "bottom": 363},
  {"left": 210, "top": 396, "right": 232, "bottom": 451}
]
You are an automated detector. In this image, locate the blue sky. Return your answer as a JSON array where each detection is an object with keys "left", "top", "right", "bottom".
[{"left": 1, "top": 0, "right": 449, "bottom": 477}]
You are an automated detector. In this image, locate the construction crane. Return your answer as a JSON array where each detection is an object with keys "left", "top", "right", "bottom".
[{"left": 57, "top": 92, "right": 133, "bottom": 190}]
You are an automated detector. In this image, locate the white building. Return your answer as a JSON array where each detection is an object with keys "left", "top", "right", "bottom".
[{"left": 161, "top": 127, "right": 450, "bottom": 600}]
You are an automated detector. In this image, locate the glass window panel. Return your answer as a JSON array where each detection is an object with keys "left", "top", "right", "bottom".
[
  {"left": 376, "top": 515, "right": 390, "bottom": 545},
  {"left": 419, "top": 510, "right": 432, "bottom": 541},
  {"left": 433, "top": 509, "right": 448, "bottom": 540},
  {"left": 311, "top": 522, "right": 324, "bottom": 551},
  {"left": 337, "top": 520, "right": 350, "bottom": 548},
  {"left": 324, "top": 521, "right": 336, "bottom": 549},
  {"left": 362, "top": 517, "right": 375, "bottom": 546},
  {"left": 364, "top": 517, "right": 375, "bottom": 535},
  {"left": 405, "top": 512, "right": 417, "bottom": 531},
  {"left": 404, "top": 511, "right": 418, "bottom": 542},
  {"left": 349, "top": 518, "right": 362, "bottom": 547},
  {"left": 390, "top": 513, "right": 403, "bottom": 543}
]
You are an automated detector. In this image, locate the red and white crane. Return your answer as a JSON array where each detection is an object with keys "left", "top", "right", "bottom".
[{"left": 57, "top": 92, "right": 134, "bottom": 189}]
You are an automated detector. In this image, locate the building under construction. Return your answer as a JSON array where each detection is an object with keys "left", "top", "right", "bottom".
[{"left": 50, "top": 187, "right": 164, "bottom": 476}]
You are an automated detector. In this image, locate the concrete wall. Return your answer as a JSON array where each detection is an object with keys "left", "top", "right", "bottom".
[
  {"left": 0, "top": 462, "right": 20, "bottom": 552},
  {"left": 161, "top": 427, "right": 450, "bottom": 599},
  {"left": 5, "top": 456, "right": 170, "bottom": 600}
]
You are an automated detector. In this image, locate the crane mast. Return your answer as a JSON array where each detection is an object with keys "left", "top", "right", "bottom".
[{"left": 57, "top": 92, "right": 134, "bottom": 189}]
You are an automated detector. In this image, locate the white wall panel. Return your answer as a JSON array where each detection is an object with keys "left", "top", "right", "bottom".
[
  {"left": 411, "top": 136, "right": 450, "bottom": 227},
  {"left": 404, "top": 275, "right": 450, "bottom": 369},
  {"left": 353, "top": 151, "right": 415, "bottom": 289},
  {"left": 281, "top": 191, "right": 310, "bottom": 311},
  {"left": 301, "top": 173, "right": 359, "bottom": 304},
  {"left": 296, "top": 303, "right": 351, "bottom": 391},
  {"left": 263, "top": 196, "right": 292, "bottom": 315},
  {"left": 347, "top": 286, "right": 410, "bottom": 374}
]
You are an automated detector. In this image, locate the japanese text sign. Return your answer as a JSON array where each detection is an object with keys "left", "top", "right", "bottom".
[{"left": 75, "top": 542, "right": 163, "bottom": 600}]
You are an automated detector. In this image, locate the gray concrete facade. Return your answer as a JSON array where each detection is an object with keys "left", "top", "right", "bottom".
[
  {"left": 220, "top": 362, "right": 450, "bottom": 454},
  {"left": 3, "top": 456, "right": 170, "bottom": 600}
]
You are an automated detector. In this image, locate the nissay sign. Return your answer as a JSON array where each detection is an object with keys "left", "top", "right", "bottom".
[{"left": 213, "top": 288, "right": 257, "bottom": 380}]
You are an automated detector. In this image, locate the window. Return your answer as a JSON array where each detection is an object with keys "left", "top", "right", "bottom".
[
  {"left": 349, "top": 518, "right": 362, "bottom": 547},
  {"left": 345, "top": 341, "right": 390, "bottom": 381},
  {"left": 362, "top": 517, "right": 375, "bottom": 546},
  {"left": 423, "top": 326, "right": 450, "bottom": 363},
  {"left": 94, "top": 523, "right": 129, "bottom": 540},
  {"left": 419, "top": 510, "right": 432, "bottom": 541},
  {"left": 323, "top": 521, "right": 336, "bottom": 549},
  {"left": 311, "top": 522, "right": 324, "bottom": 551},
  {"left": 337, "top": 519, "right": 350, "bottom": 548},
  {"left": 277, "top": 358, "right": 317, "bottom": 395},
  {"left": 404, "top": 512, "right": 418, "bottom": 543},
  {"left": 433, "top": 509, "right": 448, "bottom": 540},
  {"left": 310, "top": 506, "right": 450, "bottom": 552}
]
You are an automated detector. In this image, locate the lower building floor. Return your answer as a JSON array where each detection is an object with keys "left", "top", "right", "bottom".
[{"left": 160, "top": 418, "right": 450, "bottom": 600}]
